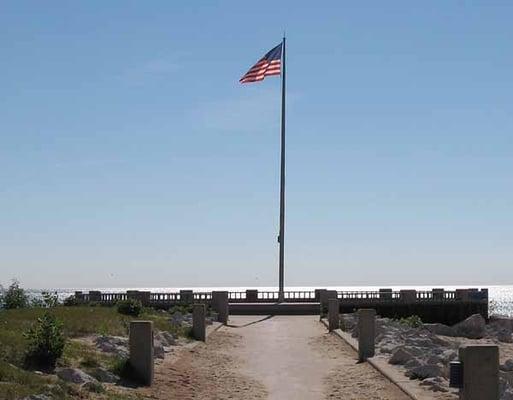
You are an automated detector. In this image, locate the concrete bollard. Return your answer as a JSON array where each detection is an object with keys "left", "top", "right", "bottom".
[
  {"left": 320, "top": 290, "right": 337, "bottom": 319},
  {"left": 358, "top": 309, "right": 376, "bottom": 362},
  {"left": 459, "top": 345, "right": 499, "bottom": 400},
  {"left": 216, "top": 291, "right": 229, "bottom": 325},
  {"left": 328, "top": 298, "right": 340, "bottom": 332},
  {"left": 129, "top": 321, "right": 154, "bottom": 385},
  {"left": 193, "top": 303, "right": 206, "bottom": 342}
]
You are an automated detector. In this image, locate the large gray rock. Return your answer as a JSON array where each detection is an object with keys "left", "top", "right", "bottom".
[
  {"left": 389, "top": 347, "right": 414, "bottom": 365},
  {"left": 154, "top": 340, "right": 166, "bottom": 359},
  {"left": 94, "top": 336, "right": 129, "bottom": 358},
  {"left": 419, "top": 377, "right": 449, "bottom": 392},
  {"left": 170, "top": 311, "right": 184, "bottom": 326},
  {"left": 155, "top": 331, "right": 176, "bottom": 346},
  {"left": 90, "top": 367, "right": 119, "bottom": 383},
  {"left": 453, "top": 314, "right": 486, "bottom": 339},
  {"left": 56, "top": 368, "right": 98, "bottom": 385},
  {"left": 499, "top": 331, "right": 513, "bottom": 343},
  {"left": 22, "top": 396, "right": 52, "bottom": 400},
  {"left": 501, "top": 360, "right": 513, "bottom": 372},
  {"left": 423, "top": 323, "right": 455, "bottom": 337}
]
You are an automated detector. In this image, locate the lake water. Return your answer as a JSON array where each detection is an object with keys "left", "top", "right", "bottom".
[{"left": 29, "top": 285, "right": 513, "bottom": 317}]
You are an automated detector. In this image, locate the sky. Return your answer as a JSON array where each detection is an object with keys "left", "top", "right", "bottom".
[{"left": 1, "top": 1, "right": 513, "bottom": 289}]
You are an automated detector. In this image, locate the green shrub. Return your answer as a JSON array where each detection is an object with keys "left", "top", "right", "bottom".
[
  {"left": 24, "top": 312, "right": 66, "bottom": 369},
  {"left": 116, "top": 299, "right": 142, "bottom": 317},
  {"left": 2, "top": 280, "right": 29, "bottom": 309},
  {"left": 399, "top": 315, "right": 423, "bottom": 328}
]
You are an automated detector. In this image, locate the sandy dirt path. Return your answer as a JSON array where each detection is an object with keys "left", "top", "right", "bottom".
[
  {"left": 131, "top": 315, "right": 412, "bottom": 399},
  {"left": 227, "top": 315, "right": 410, "bottom": 400}
]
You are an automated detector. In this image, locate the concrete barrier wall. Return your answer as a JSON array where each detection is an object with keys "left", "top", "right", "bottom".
[{"left": 77, "top": 288, "right": 488, "bottom": 325}]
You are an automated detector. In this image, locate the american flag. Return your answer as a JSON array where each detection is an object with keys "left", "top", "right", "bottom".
[{"left": 240, "top": 43, "right": 282, "bottom": 84}]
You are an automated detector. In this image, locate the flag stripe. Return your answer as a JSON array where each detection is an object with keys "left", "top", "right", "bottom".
[{"left": 240, "top": 43, "right": 282, "bottom": 84}]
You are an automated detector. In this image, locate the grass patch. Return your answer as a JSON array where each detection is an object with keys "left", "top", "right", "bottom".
[
  {"left": 0, "top": 359, "right": 68, "bottom": 400},
  {"left": 0, "top": 305, "right": 186, "bottom": 399}
]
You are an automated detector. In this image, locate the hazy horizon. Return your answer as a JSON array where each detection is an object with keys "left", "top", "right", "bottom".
[{"left": 2, "top": 1, "right": 513, "bottom": 289}]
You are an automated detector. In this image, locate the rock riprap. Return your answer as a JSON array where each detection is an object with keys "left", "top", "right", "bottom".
[{"left": 340, "top": 313, "right": 513, "bottom": 398}]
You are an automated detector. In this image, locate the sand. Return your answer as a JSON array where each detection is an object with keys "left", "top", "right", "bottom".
[{"left": 131, "top": 315, "right": 411, "bottom": 399}]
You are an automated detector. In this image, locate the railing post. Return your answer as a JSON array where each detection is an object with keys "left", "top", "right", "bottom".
[
  {"left": 74, "top": 291, "right": 84, "bottom": 303},
  {"left": 246, "top": 289, "right": 258, "bottom": 302},
  {"left": 140, "top": 291, "right": 151, "bottom": 306},
  {"left": 314, "top": 289, "right": 326, "bottom": 302},
  {"left": 358, "top": 309, "right": 376, "bottom": 362},
  {"left": 193, "top": 303, "right": 206, "bottom": 342},
  {"left": 459, "top": 345, "right": 499, "bottom": 400},
  {"left": 399, "top": 290, "right": 417, "bottom": 303},
  {"left": 378, "top": 288, "right": 392, "bottom": 300},
  {"left": 129, "top": 321, "right": 154, "bottom": 385},
  {"left": 328, "top": 298, "right": 339, "bottom": 332},
  {"left": 432, "top": 288, "right": 445, "bottom": 301},
  {"left": 89, "top": 291, "right": 102, "bottom": 302},
  {"left": 180, "top": 290, "right": 194, "bottom": 304},
  {"left": 456, "top": 289, "right": 470, "bottom": 302}
]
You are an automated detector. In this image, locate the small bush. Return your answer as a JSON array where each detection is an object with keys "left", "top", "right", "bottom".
[
  {"left": 399, "top": 315, "right": 423, "bottom": 328},
  {"left": 24, "top": 312, "right": 66, "bottom": 369},
  {"left": 116, "top": 299, "right": 142, "bottom": 317},
  {"left": 2, "top": 280, "right": 29, "bottom": 309}
]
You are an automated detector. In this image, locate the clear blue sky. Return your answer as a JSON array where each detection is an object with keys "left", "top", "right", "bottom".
[{"left": 2, "top": 1, "right": 513, "bottom": 289}]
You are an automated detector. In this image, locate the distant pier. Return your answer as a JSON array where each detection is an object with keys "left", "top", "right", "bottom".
[{"left": 73, "top": 288, "right": 488, "bottom": 325}]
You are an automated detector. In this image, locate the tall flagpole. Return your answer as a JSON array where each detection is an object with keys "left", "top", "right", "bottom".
[{"left": 278, "top": 36, "right": 286, "bottom": 302}]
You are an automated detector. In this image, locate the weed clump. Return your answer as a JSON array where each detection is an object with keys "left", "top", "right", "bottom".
[{"left": 116, "top": 299, "right": 142, "bottom": 317}]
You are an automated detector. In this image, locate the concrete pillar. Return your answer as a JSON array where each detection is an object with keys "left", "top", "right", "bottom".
[
  {"left": 320, "top": 290, "right": 337, "bottom": 318},
  {"left": 314, "top": 289, "right": 326, "bottom": 302},
  {"left": 211, "top": 291, "right": 220, "bottom": 312},
  {"left": 89, "top": 291, "right": 102, "bottom": 302},
  {"left": 180, "top": 290, "right": 194, "bottom": 304},
  {"left": 459, "top": 345, "right": 499, "bottom": 400},
  {"left": 129, "top": 321, "right": 154, "bottom": 385},
  {"left": 328, "top": 298, "right": 340, "bottom": 332},
  {"left": 399, "top": 290, "right": 417, "bottom": 303},
  {"left": 216, "top": 291, "right": 229, "bottom": 325},
  {"left": 139, "top": 291, "right": 151, "bottom": 306},
  {"left": 193, "top": 303, "right": 206, "bottom": 342},
  {"left": 432, "top": 288, "right": 445, "bottom": 301},
  {"left": 358, "top": 309, "right": 376, "bottom": 362},
  {"left": 74, "top": 291, "right": 84, "bottom": 303},
  {"left": 456, "top": 289, "right": 470, "bottom": 302},
  {"left": 126, "top": 290, "right": 139, "bottom": 299},
  {"left": 246, "top": 289, "right": 258, "bottom": 302},
  {"left": 379, "top": 288, "right": 393, "bottom": 300}
]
